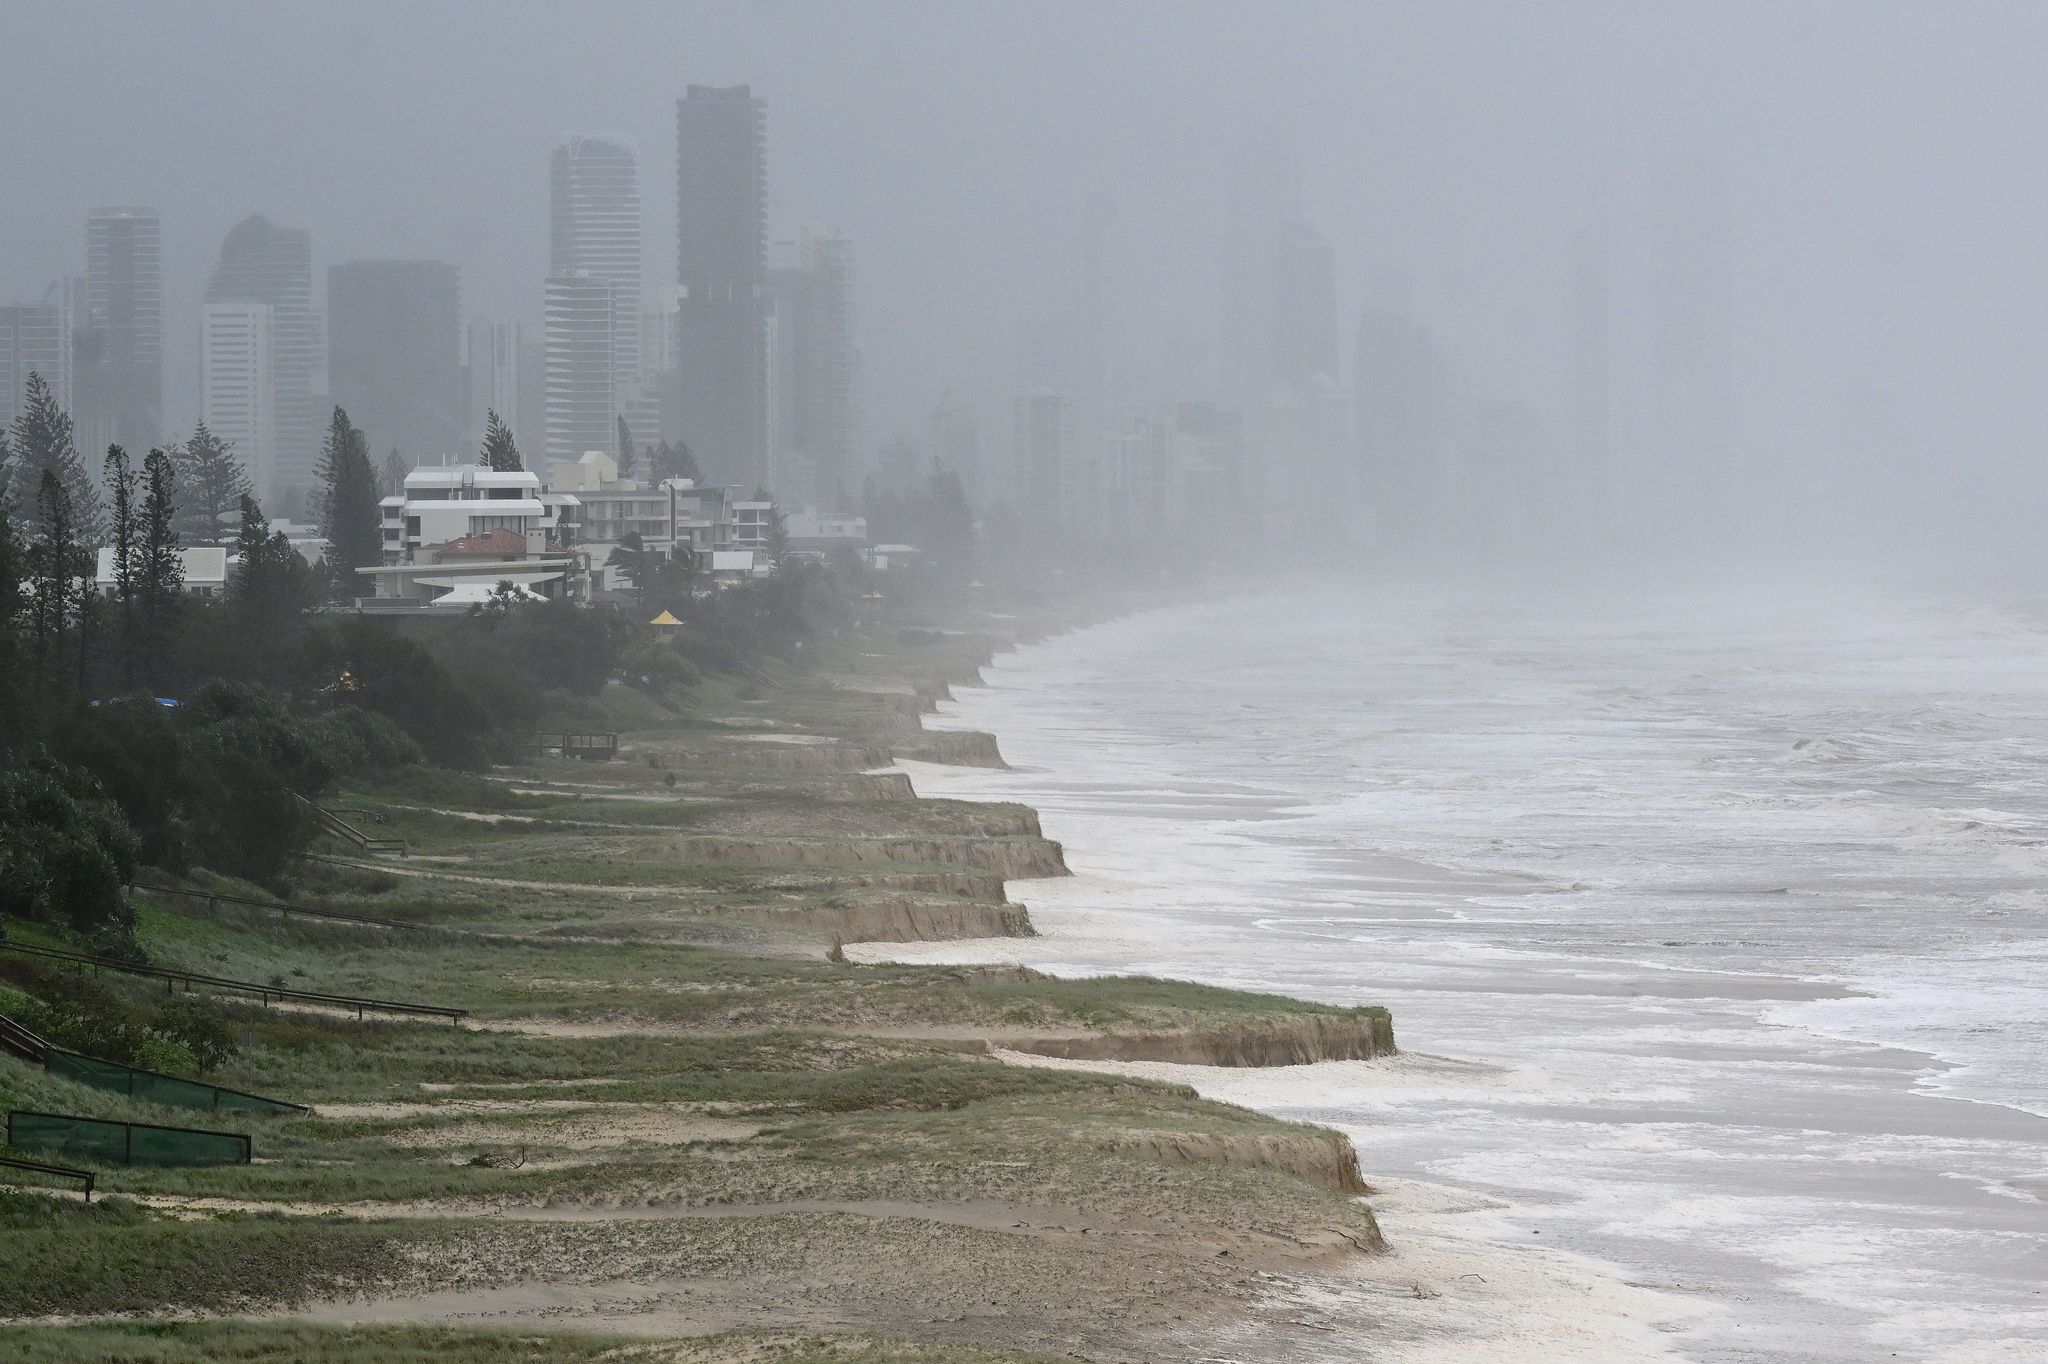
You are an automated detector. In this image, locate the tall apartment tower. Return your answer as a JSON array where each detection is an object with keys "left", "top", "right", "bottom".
[
  {"left": 766, "top": 229, "right": 855, "bottom": 507},
  {"left": 205, "top": 215, "right": 322, "bottom": 506},
  {"left": 672, "top": 83, "right": 767, "bottom": 488},
  {"left": 200, "top": 302, "right": 275, "bottom": 499},
  {"left": 0, "top": 295, "right": 71, "bottom": 432},
  {"left": 77, "top": 207, "right": 162, "bottom": 453},
  {"left": 547, "top": 136, "right": 644, "bottom": 453},
  {"left": 466, "top": 320, "right": 523, "bottom": 450},
  {"left": 327, "top": 260, "right": 463, "bottom": 466},
  {"left": 544, "top": 273, "right": 618, "bottom": 464},
  {"left": 1013, "top": 390, "right": 1073, "bottom": 529}
]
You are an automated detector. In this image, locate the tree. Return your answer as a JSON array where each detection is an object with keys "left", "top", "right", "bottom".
[
  {"left": 480, "top": 409, "right": 522, "bottom": 472},
  {"left": 616, "top": 416, "right": 635, "bottom": 478},
  {"left": 607, "top": 531, "right": 653, "bottom": 606},
  {"left": 0, "top": 480, "right": 26, "bottom": 750},
  {"left": 27, "top": 470, "right": 94, "bottom": 697},
  {"left": 382, "top": 447, "right": 409, "bottom": 497},
  {"left": 103, "top": 446, "right": 140, "bottom": 684},
  {"left": 315, "top": 407, "right": 382, "bottom": 601},
  {"left": 137, "top": 448, "right": 183, "bottom": 686},
  {"left": 170, "top": 422, "right": 251, "bottom": 543},
  {"left": 10, "top": 372, "right": 102, "bottom": 542}
]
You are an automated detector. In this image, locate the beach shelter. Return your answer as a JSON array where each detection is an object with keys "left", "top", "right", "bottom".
[{"left": 649, "top": 609, "right": 681, "bottom": 637}]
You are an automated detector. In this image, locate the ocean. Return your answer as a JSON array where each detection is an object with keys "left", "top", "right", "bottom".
[{"left": 861, "top": 589, "right": 2048, "bottom": 1362}]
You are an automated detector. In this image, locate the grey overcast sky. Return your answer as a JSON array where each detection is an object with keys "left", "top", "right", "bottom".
[{"left": 8, "top": 1, "right": 2048, "bottom": 563}]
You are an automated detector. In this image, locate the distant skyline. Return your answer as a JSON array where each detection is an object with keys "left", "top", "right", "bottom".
[{"left": 10, "top": 2, "right": 2048, "bottom": 568}]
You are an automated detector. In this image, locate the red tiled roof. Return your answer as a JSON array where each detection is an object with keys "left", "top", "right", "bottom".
[{"left": 429, "top": 528, "right": 529, "bottom": 559}]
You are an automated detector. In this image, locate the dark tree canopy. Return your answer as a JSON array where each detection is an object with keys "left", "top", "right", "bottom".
[{"left": 616, "top": 416, "right": 635, "bottom": 477}]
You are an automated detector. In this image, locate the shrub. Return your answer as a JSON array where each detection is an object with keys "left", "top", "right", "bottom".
[{"left": 0, "top": 758, "right": 139, "bottom": 938}]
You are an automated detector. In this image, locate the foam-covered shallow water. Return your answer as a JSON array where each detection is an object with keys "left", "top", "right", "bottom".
[{"left": 870, "top": 591, "right": 2048, "bottom": 1361}]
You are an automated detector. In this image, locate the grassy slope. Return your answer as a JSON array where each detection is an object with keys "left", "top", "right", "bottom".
[{"left": 0, "top": 623, "right": 1389, "bottom": 1360}]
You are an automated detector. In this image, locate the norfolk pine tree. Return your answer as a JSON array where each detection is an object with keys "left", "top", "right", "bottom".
[
  {"left": 102, "top": 445, "right": 140, "bottom": 684},
  {"left": 481, "top": 409, "right": 522, "bottom": 472},
  {"left": 138, "top": 447, "right": 183, "bottom": 685},
  {"left": 316, "top": 407, "right": 383, "bottom": 602},
  {"left": 171, "top": 422, "right": 252, "bottom": 542},
  {"left": 10, "top": 371, "right": 102, "bottom": 542}
]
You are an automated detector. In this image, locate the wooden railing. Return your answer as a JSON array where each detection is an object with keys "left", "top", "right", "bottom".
[{"left": 0, "top": 940, "right": 467, "bottom": 1022}]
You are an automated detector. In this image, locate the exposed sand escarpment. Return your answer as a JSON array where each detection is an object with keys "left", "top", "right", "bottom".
[
  {"left": 656, "top": 833, "right": 1066, "bottom": 879},
  {"left": 1101, "top": 1127, "right": 1379, "bottom": 1203},
  {"left": 894, "top": 729, "right": 1008, "bottom": 768},
  {"left": 998, "top": 1013, "right": 1395, "bottom": 1067}
]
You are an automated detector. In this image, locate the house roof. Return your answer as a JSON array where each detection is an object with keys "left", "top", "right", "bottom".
[{"left": 428, "top": 528, "right": 529, "bottom": 559}]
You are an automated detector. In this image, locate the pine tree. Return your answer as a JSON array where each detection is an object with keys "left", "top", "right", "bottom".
[
  {"left": 616, "top": 416, "right": 635, "bottom": 478},
  {"left": 316, "top": 407, "right": 382, "bottom": 601},
  {"left": 103, "top": 446, "right": 139, "bottom": 684},
  {"left": 673, "top": 438, "right": 701, "bottom": 483},
  {"left": 10, "top": 372, "right": 102, "bottom": 543},
  {"left": 481, "top": 409, "right": 522, "bottom": 472},
  {"left": 137, "top": 448, "right": 183, "bottom": 686},
  {"left": 27, "top": 471, "right": 90, "bottom": 696},
  {"left": 382, "top": 447, "right": 409, "bottom": 497},
  {"left": 170, "top": 422, "right": 251, "bottom": 542}
]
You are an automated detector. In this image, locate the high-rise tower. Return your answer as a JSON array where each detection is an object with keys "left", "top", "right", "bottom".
[
  {"left": 327, "top": 260, "right": 463, "bottom": 466},
  {"left": 766, "top": 228, "right": 854, "bottom": 507},
  {"left": 548, "top": 135, "right": 643, "bottom": 452},
  {"left": 672, "top": 84, "right": 767, "bottom": 488},
  {"left": 205, "top": 215, "right": 321, "bottom": 506},
  {"left": 78, "top": 207, "right": 162, "bottom": 452}
]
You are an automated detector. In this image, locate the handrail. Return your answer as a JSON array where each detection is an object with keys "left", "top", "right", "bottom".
[
  {"left": 293, "top": 793, "right": 408, "bottom": 856},
  {"left": 0, "top": 1153, "right": 93, "bottom": 1201},
  {"left": 0, "top": 1013, "right": 51, "bottom": 1063},
  {"left": 132, "top": 881, "right": 424, "bottom": 932},
  {"left": 0, "top": 941, "right": 467, "bottom": 1021}
]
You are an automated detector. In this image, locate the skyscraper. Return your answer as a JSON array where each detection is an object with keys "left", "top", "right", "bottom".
[
  {"left": 77, "top": 207, "right": 162, "bottom": 453},
  {"left": 1013, "top": 390, "right": 1072, "bottom": 528},
  {"left": 467, "top": 319, "right": 523, "bottom": 450},
  {"left": 544, "top": 273, "right": 617, "bottom": 463},
  {"left": 0, "top": 297, "right": 70, "bottom": 432},
  {"left": 672, "top": 83, "right": 767, "bottom": 487},
  {"left": 200, "top": 302, "right": 275, "bottom": 500},
  {"left": 327, "top": 260, "right": 463, "bottom": 465},
  {"left": 766, "top": 229, "right": 855, "bottom": 507},
  {"left": 205, "top": 216, "right": 321, "bottom": 505},
  {"left": 548, "top": 136, "right": 643, "bottom": 444},
  {"left": 1270, "top": 221, "right": 1338, "bottom": 401}
]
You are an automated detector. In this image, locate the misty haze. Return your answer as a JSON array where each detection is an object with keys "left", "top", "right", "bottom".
[{"left": 0, "top": 4, "right": 2043, "bottom": 1362}]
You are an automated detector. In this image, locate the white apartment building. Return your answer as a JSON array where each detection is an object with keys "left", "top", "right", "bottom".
[
  {"left": 363, "top": 463, "right": 580, "bottom": 607},
  {"left": 200, "top": 301, "right": 276, "bottom": 502}
]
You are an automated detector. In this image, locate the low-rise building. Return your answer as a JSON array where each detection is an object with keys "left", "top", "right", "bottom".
[
  {"left": 362, "top": 463, "right": 580, "bottom": 608},
  {"left": 93, "top": 547, "right": 230, "bottom": 598},
  {"left": 545, "top": 450, "right": 775, "bottom": 595}
]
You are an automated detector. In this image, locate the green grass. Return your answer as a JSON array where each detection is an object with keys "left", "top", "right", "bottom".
[
  {"left": 0, "top": 1323, "right": 1070, "bottom": 1363},
  {"left": 0, "top": 1192, "right": 437, "bottom": 1317}
]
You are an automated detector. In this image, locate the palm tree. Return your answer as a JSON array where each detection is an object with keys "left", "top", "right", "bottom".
[{"left": 606, "top": 531, "right": 652, "bottom": 606}]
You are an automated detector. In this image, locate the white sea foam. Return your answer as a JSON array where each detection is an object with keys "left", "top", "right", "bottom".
[{"left": 864, "top": 592, "right": 2048, "bottom": 1360}]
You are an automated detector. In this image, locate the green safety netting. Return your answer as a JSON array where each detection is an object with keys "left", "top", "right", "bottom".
[
  {"left": 7, "top": 1110, "right": 251, "bottom": 1166},
  {"left": 43, "top": 1050, "right": 301, "bottom": 1115}
]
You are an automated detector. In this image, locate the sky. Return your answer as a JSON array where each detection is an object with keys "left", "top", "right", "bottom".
[{"left": 8, "top": 1, "right": 2048, "bottom": 573}]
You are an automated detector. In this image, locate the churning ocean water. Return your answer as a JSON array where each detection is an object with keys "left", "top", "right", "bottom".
[{"left": 876, "top": 589, "right": 2048, "bottom": 1362}]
